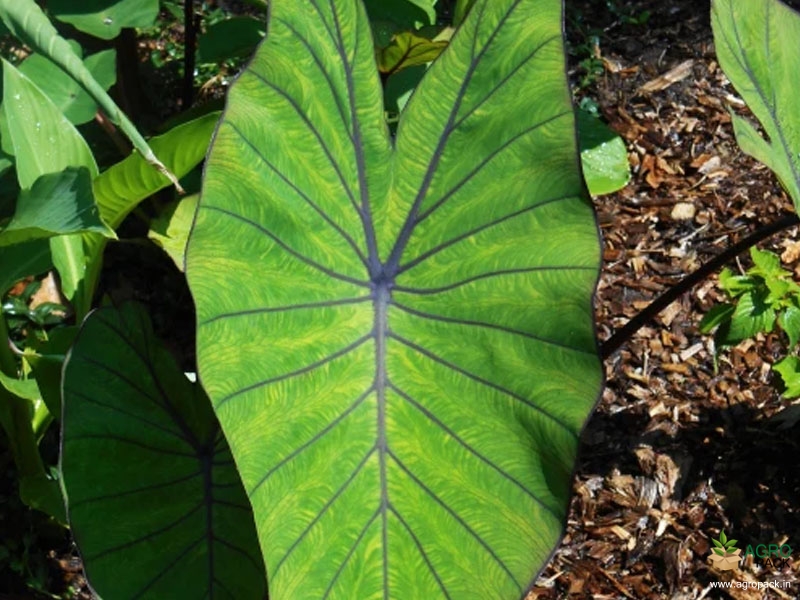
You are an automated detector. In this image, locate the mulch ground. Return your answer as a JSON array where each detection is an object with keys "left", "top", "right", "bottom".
[{"left": 529, "top": 1, "right": 800, "bottom": 598}]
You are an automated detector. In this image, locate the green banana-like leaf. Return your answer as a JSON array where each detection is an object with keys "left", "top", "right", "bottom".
[
  {"left": 0, "top": 0, "right": 179, "bottom": 187},
  {"left": 0, "top": 240, "right": 51, "bottom": 296},
  {"left": 187, "top": 1, "right": 601, "bottom": 598},
  {"left": 711, "top": 0, "right": 800, "bottom": 207},
  {"left": 20, "top": 48, "right": 117, "bottom": 125},
  {"left": 2, "top": 59, "right": 98, "bottom": 188},
  {"left": 78, "top": 112, "right": 219, "bottom": 317},
  {"left": 62, "top": 303, "right": 266, "bottom": 599},
  {"left": 93, "top": 112, "right": 220, "bottom": 228},
  {"left": 48, "top": 0, "right": 158, "bottom": 40},
  {"left": 0, "top": 168, "right": 115, "bottom": 246},
  {"left": 148, "top": 194, "right": 200, "bottom": 272},
  {"left": 2, "top": 58, "right": 98, "bottom": 308}
]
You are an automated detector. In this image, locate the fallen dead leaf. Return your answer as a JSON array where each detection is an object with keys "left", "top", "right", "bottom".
[{"left": 639, "top": 59, "right": 695, "bottom": 93}]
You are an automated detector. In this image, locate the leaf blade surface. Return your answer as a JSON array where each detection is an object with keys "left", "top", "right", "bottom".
[
  {"left": 711, "top": 0, "right": 800, "bottom": 206},
  {"left": 61, "top": 304, "right": 266, "bottom": 600},
  {"left": 187, "top": 1, "right": 602, "bottom": 598}
]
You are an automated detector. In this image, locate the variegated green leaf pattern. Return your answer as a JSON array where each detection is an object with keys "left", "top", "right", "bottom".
[{"left": 186, "top": 1, "right": 602, "bottom": 598}]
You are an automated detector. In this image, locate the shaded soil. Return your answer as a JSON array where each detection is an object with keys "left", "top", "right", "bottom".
[{"left": 529, "top": 1, "right": 800, "bottom": 598}]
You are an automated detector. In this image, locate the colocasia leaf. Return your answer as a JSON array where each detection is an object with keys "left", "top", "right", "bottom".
[{"left": 187, "top": 1, "right": 602, "bottom": 598}]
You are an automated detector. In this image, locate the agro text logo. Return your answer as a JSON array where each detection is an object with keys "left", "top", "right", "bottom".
[{"left": 744, "top": 542, "right": 793, "bottom": 570}]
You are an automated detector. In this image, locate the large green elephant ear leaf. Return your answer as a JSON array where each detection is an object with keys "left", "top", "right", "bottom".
[
  {"left": 711, "top": 0, "right": 800, "bottom": 206},
  {"left": 187, "top": 0, "right": 601, "bottom": 598},
  {"left": 61, "top": 304, "right": 266, "bottom": 599}
]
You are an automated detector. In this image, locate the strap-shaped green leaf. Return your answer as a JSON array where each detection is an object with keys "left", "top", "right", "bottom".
[
  {"left": 0, "top": 168, "right": 115, "bottom": 246},
  {"left": 93, "top": 112, "right": 220, "bottom": 228},
  {"left": 711, "top": 0, "right": 800, "bottom": 206},
  {"left": 2, "top": 59, "right": 98, "bottom": 188},
  {"left": 62, "top": 304, "right": 266, "bottom": 599},
  {"left": 48, "top": 0, "right": 158, "bottom": 40},
  {"left": 0, "top": 240, "right": 51, "bottom": 296},
  {"left": 187, "top": 1, "right": 602, "bottom": 598},
  {"left": 19, "top": 48, "right": 117, "bottom": 125},
  {"left": 0, "top": 0, "right": 179, "bottom": 187}
]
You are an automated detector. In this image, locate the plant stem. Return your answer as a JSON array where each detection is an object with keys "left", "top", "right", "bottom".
[
  {"left": 601, "top": 213, "right": 800, "bottom": 359},
  {"left": 183, "top": 0, "right": 198, "bottom": 110},
  {"left": 0, "top": 313, "right": 16, "bottom": 377}
]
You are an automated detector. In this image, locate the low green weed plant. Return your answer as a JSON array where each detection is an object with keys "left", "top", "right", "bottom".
[{"left": 700, "top": 247, "right": 800, "bottom": 395}]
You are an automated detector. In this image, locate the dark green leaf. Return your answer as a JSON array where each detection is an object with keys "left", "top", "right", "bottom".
[
  {"left": 23, "top": 326, "right": 77, "bottom": 416},
  {"left": 48, "top": 0, "right": 159, "bottom": 40},
  {"left": 384, "top": 64, "right": 426, "bottom": 116},
  {"left": 197, "top": 17, "right": 265, "bottom": 63},
  {"left": 0, "top": 384, "right": 64, "bottom": 522},
  {"left": 62, "top": 304, "right": 266, "bottom": 599},
  {"left": 698, "top": 302, "right": 735, "bottom": 334},
  {"left": 0, "top": 240, "right": 51, "bottom": 296},
  {"left": 363, "top": 0, "right": 436, "bottom": 29},
  {"left": 0, "top": 168, "right": 114, "bottom": 246},
  {"left": 454, "top": 0, "right": 479, "bottom": 26}
]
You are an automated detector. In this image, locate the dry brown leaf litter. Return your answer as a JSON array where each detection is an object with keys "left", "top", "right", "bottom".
[{"left": 531, "top": 1, "right": 800, "bottom": 598}]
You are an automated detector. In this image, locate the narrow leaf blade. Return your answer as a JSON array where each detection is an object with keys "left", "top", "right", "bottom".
[
  {"left": 48, "top": 0, "right": 159, "bottom": 40},
  {"left": 2, "top": 59, "right": 98, "bottom": 188},
  {"left": 711, "top": 0, "right": 800, "bottom": 206},
  {"left": 0, "top": 168, "right": 115, "bottom": 245},
  {"left": 93, "top": 112, "right": 219, "bottom": 228}
]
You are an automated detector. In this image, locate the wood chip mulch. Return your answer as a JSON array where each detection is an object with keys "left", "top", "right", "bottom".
[{"left": 530, "top": 1, "right": 800, "bottom": 598}]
